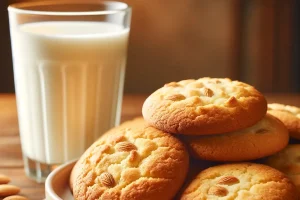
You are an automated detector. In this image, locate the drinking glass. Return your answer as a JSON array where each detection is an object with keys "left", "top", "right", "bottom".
[{"left": 8, "top": 0, "right": 131, "bottom": 183}]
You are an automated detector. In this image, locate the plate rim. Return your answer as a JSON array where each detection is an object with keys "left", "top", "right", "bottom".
[{"left": 45, "top": 159, "right": 77, "bottom": 200}]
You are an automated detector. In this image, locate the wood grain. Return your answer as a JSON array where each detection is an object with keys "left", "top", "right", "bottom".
[{"left": 0, "top": 93, "right": 299, "bottom": 200}]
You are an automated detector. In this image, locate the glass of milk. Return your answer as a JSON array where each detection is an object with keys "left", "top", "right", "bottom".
[{"left": 8, "top": 1, "right": 131, "bottom": 183}]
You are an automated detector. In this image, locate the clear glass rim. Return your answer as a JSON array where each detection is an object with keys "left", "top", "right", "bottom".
[{"left": 8, "top": 0, "right": 131, "bottom": 16}]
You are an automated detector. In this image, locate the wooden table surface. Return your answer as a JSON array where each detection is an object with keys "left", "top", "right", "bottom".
[{"left": 0, "top": 93, "right": 299, "bottom": 200}]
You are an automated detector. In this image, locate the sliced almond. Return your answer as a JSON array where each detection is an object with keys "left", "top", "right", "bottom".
[
  {"left": 208, "top": 186, "right": 228, "bottom": 197},
  {"left": 3, "top": 195, "right": 28, "bottom": 200},
  {"left": 165, "top": 94, "right": 186, "bottom": 101},
  {"left": 84, "top": 171, "right": 96, "bottom": 186},
  {"left": 226, "top": 96, "right": 238, "bottom": 106},
  {"left": 116, "top": 142, "right": 137, "bottom": 152},
  {"left": 100, "top": 172, "right": 115, "bottom": 188},
  {"left": 0, "top": 174, "right": 10, "bottom": 184},
  {"left": 129, "top": 150, "right": 139, "bottom": 163},
  {"left": 217, "top": 176, "right": 239, "bottom": 185},
  {"left": 0, "top": 185, "right": 20, "bottom": 196},
  {"left": 203, "top": 88, "right": 214, "bottom": 97}
]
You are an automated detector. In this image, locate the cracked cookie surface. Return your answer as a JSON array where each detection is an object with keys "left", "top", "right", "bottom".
[
  {"left": 182, "top": 114, "right": 289, "bottom": 161},
  {"left": 72, "top": 117, "right": 189, "bottom": 200},
  {"left": 268, "top": 103, "right": 300, "bottom": 139},
  {"left": 142, "top": 77, "right": 267, "bottom": 135},
  {"left": 180, "top": 163, "right": 298, "bottom": 200}
]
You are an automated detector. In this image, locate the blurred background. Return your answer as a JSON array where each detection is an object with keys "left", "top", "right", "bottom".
[{"left": 1, "top": 0, "right": 299, "bottom": 93}]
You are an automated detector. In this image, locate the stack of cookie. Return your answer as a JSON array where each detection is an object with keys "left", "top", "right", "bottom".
[
  {"left": 71, "top": 77, "right": 299, "bottom": 200},
  {"left": 142, "top": 77, "right": 289, "bottom": 162},
  {"left": 142, "top": 77, "right": 299, "bottom": 199}
]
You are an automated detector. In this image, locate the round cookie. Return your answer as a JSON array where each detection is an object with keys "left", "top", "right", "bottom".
[
  {"left": 72, "top": 117, "right": 189, "bottom": 200},
  {"left": 182, "top": 114, "right": 289, "bottom": 161},
  {"left": 268, "top": 103, "right": 300, "bottom": 139},
  {"left": 265, "top": 144, "right": 300, "bottom": 175},
  {"left": 265, "top": 145, "right": 300, "bottom": 195},
  {"left": 142, "top": 77, "right": 267, "bottom": 135},
  {"left": 180, "top": 163, "right": 299, "bottom": 200}
]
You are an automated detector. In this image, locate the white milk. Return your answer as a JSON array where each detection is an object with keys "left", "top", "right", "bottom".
[{"left": 10, "top": 22, "right": 129, "bottom": 164}]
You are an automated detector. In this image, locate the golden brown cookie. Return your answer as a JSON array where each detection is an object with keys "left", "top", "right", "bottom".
[
  {"left": 180, "top": 163, "right": 298, "bottom": 200},
  {"left": 268, "top": 103, "right": 300, "bottom": 139},
  {"left": 265, "top": 144, "right": 300, "bottom": 175},
  {"left": 72, "top": 117, "right": 189, "bottom": 200},
  {"left": 182, "top": 114, "right": 289, "bottom": 161},
  {"left": 265, "top": 145, "right": 300, "bottom": 195},
  {"left": 142, "top": 77, "right": 267, "bottom": 135}
]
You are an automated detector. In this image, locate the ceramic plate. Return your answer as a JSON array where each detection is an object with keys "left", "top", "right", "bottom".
[{"left": 45, "top": 160, "right": 76, "bottom": 200}]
